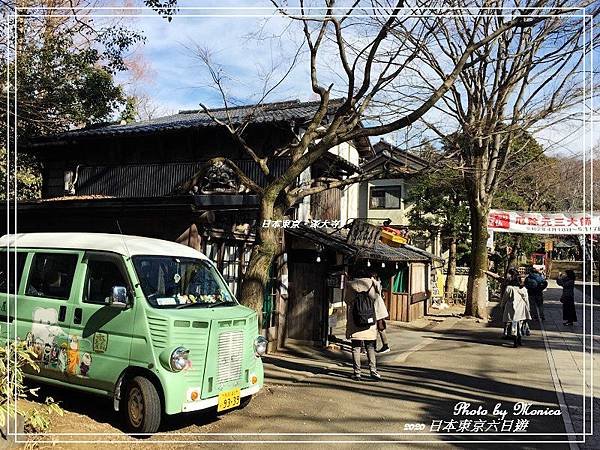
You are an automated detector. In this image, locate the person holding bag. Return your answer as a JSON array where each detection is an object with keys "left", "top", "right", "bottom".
[
  {"left": 371, "top": 272, "right": 391, "bottom": 354},
  {"left": 500, "top": 268, "right": 532, "bottom": 348},
  {"left": 344, "top": 269, "right": 381, "bottom": 381}
]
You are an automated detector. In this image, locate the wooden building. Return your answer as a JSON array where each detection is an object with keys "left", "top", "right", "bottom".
[
  {"left": 284, "top": 224, "right": 440, "bottom": 346},
  {"left": 10, "top": 99, "right": 369, "bottom": 297},
  {"left": 8, "top": 98, "right": 438, "bottom": 349}
]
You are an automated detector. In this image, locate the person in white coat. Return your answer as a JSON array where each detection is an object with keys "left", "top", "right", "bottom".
[
  {"left": 371, "top": 272, "right": 391, "bottom": 354},
  {"left": 345, "top": 270, "right": 382, "bottom": 381},
  {"left": 501, "top": 268, "right": 532, "bottom": 348}
]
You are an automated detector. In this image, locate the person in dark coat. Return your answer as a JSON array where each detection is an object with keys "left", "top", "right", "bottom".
[
  {"left": 557, "top": 270, "right": 577, "bottom": 326},
  {"left": 524, "top": 267, "right": 548, "bottom": 321}
]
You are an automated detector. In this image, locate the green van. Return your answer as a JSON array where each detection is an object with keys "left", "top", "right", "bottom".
[{"left": 0, "top": 233, "right": 266, "bottom": 433}]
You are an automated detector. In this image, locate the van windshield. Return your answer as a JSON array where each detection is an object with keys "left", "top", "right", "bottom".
[{"left": 132, "top": 256, "right": 236, "bottom": 308}]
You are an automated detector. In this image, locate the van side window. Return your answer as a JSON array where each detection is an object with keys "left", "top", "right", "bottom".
[
  {"left": 84, "top": 256, "right": 128, "bottom": 305},
  {"left": 0, "top": 252, "right": 27, "bottom": 294},
  {"left": 25, "top": 253, "right": 78, "bottom": 300}
]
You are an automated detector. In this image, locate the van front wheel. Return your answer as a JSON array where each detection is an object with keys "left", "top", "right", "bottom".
[{"left": 125, "top": 376, "right": 162, "bottom": 434}]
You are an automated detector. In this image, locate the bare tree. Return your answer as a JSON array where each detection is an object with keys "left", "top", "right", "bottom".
[
  {"left": 403, "top": 1, "right": 597, "bottom": 318},
  {"left": 191, "top": 0, "right": 565, "bottom": 319},
  {"left": 549, "top": 151, "right": 600, "bottom": 211}
]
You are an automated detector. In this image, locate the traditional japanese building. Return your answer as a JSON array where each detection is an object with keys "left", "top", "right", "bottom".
[{"left": 8, "top": 98, "right": 439, "bottom": 348}]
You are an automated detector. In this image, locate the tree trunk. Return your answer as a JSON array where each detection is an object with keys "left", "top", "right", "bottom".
[
  {"left": 465, "top": 206, "right": 490, "bottom": 319},
  {"left": 444, "top": 237, "right": 457, "bottom": 303},
  {"left": 239, "top": 199, "right": 282, "bottom": 330}
]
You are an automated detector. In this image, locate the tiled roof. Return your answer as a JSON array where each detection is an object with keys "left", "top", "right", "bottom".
[
  {"left": 34, "top": 99, "right": 347, "bottom": 142},
  {"left": 286, "top": 224, "right": 439, "bottom": 263},
  {"left": 365, "top": 140, "right": 428, "bottom": 172}
]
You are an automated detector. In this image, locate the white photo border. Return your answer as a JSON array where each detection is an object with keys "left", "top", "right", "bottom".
[{"left": 4, "top": 3, "right": 595, "bottom": 445}]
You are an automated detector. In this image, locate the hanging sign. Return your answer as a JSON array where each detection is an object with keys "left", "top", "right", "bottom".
[
  {"left": 347, "top": 219, "right": 381, "bottom": 248},
  {"left": 488, "top": 209, "right": 600, "bottom": 234}
]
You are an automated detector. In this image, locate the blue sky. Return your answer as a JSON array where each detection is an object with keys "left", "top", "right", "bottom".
[{"left": 116, "top": 0, "right": 312, "bottom": 113}]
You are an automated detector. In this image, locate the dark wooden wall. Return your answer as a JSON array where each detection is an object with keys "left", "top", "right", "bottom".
[
  {"left": 311, "top": 186, "right": 341, "bottom": 221},
  {"left": 33, "top": 123, "right": 295, "bottom": 198},
  {"left": 286, "top": 261, "right": 325, "bottom": 343}
]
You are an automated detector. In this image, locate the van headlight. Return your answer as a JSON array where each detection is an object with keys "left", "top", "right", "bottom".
[
  {"left": 170, "top": 347, "right": 190, "bottom": 371},
  {"left": 254, "top": 336, "right": 268, "bottom": 356}
]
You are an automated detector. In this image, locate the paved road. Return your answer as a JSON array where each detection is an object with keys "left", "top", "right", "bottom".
[
  {"left": 30, "top": 310, "right": 573, "bottom": 449},
  {"left": 540, "top": 280, "right": 599, "bottom": 449}
]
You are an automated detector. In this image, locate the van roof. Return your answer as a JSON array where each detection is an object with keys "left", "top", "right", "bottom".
[{"left": 0, "top": 233, "right": 210, "bottom": 260}]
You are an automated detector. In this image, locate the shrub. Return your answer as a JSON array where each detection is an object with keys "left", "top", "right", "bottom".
[{"left": 0, "top": 341, "right": 63, "bottom": 433}]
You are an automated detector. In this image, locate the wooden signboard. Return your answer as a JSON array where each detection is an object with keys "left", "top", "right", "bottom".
[{"left": 347, "top": 220, "right": 381, "bottom": 248}]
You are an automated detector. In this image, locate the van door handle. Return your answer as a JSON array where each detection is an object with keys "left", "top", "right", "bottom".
[
  {"left": 74, "top": 308, "right": 82, "bottom": 325},
  {"left": 58, "top": 305, "right": 67, "bottom": 322}
]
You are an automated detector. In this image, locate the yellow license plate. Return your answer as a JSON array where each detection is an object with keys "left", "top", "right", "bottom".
[{"left": 217, "top": 388, "right": 241, "bottom": 412}]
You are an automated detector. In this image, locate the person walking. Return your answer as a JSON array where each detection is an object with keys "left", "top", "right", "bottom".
[
  {"left": 557, "top": 270, "right": 577, "bottom": 326},
  {"left": 501, "top": 268, "right": 532, "bottom": 348},
  {"left": 345, "top": 269, "right": 381, "bottom": 381},
  {"left": 370, "top": 272, "right": 391, "bottom": 354},
  {"left": 524, "top": 267, "right": 548, "bottom": 321}
]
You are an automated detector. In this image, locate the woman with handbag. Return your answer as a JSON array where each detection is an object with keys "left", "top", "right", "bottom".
[
  {"left": 345, "top": 269, "right": 381, "bottom": 381},
  {"left": 371, "top": 272, "right": 391, "bottom": 354},
  {"left": 500, "top": 268, "right": 532, "bottom": 347},
  {"left": 557, "top": 270, "right": 577, "bottom": 326}
]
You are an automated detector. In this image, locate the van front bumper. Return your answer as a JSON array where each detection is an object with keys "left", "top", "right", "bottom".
[{"left": 181, "top": 384, "right": 261, "bottom": 413}]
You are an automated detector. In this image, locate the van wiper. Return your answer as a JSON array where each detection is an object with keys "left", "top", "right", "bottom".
[
  {"left": 175, "top": 302, "right": 212, "bottom": 309},
  {"left": 207, "top": 301, "right": 237, "bottom": 308}
]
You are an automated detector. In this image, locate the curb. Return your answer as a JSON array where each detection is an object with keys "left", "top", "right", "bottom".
[{"left": 538, "top": 304, "right": 581, "bottom": 450}]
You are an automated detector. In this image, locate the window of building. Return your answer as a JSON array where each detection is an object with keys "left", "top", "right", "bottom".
[
  {"left": 26, "top": 253, "right": 78, "bottom": 300},
  {"left": 0, "top": 252, "right": 27, "bottom": 294},
  {"left": 202, "top": 240, "right": 254, "bottom": 297},
  {"left": 222, "top": 243, "right": 241, "bottom": 295},
  {"left": 369, "top": 186, "right": 402, "bottom": 209},
  {"left": 84, "top": 254, "right": 129, "bottom": 304}
]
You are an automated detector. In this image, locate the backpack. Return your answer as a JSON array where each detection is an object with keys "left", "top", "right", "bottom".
[
  {"left": 524, "top": 276, "right": 538, "bottom": 291},
  {"left": 353, "top": 285, "right": 376, "bottom": 328}
]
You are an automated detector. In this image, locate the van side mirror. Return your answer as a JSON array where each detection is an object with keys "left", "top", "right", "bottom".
[{"left": 106, "top": 286, "right": 129, "bottom": 309}]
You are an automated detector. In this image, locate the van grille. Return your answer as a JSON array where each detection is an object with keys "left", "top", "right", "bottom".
[
  {"left": 217, "top": 331, "right": 244, "bottom": 385},
  {"left": 147, "top": 316, "right": 169, "bottom": 349},
  {"left": 172, "top": 328, "right": 208, "bottom": 385}
]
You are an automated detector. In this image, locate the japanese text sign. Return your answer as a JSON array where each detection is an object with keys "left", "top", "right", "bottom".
[{"left": 488, "top": 209, "right": 600, "bottom": 234}]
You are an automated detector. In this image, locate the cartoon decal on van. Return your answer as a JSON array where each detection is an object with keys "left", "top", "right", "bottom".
[
  {"left": 31, "top": 307, "right": 64, "bottom": 349},
  {"left": 27, "top": 307, "right": 68, "bottom": 368},
  {"left": 50, "top": 343, "right": 60, "bottom": 368},
  {"left": 67, "top": 335, "right": 80, "bottom": 375},
  {"left": 26, "top": 308, "right": 93, "bottom": 376},
  {"left": 80, "top": 352, "right": 92, "bottom": 376},
  {"left": 25, "top": 332, "right": 34, "bottom": 349},
  {"left": 33, "top": 338, "right": 44, "bottom": 360},
  {"left": 92, "top": 332, "right": 108, "bottom": 353},
  {"left": 42, "top": 343, "right": 52, "bottom": 365},
  {"left": 57, "top": 343, "right": 67, "bottom": 372}
]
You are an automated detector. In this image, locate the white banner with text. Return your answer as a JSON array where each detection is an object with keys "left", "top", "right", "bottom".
[{"left": 488, "top": 209, "right": 600, "bottom": 234}]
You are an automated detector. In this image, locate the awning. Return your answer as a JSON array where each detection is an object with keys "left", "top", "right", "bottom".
[
  {"left": 286, "top": 225, "right": 440, "bottom": 263},
  {"left": 554, "top": 240, "right": 577, "bottom": 249}
]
